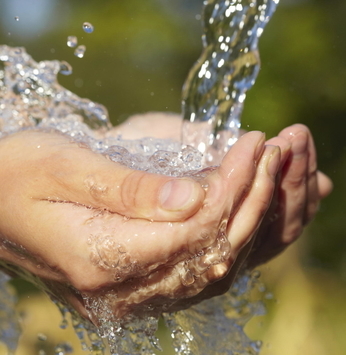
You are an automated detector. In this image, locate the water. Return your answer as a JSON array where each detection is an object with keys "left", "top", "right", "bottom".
[
  {"left": 182, "top": 0, "right": 279, "bottom": 165},
  {"left": 0, "top": 273, "right": 21, "bottom": 354},
  {"left": 0, "top": 0, "right": 279, "bottom": 353},
  {"left": 74, "top": 45, "right": 86, "bottom": 59},
  {"left": 67, "top": 36, "right": 78, "bottom": 48},
  {"left": 164, "top": 272, "right": 266, "bottom": 355},
  {"left": 83, "top": 22, "right": 95, "bottom": 34}
]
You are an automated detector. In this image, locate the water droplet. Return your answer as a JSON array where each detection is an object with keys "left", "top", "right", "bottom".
[
  {"left": 251, "top": 270, "right": 261, "bottom": 279},
  {"left": 54, "top": 342, "right": 73, "bottom": 355},
  {"left": 82, "top": 22, "right": 94, "bottom": 33},
  {"left": 118, "top": 245, "right": 126, "bottom": 254},
  {"left": 179, "top": 268, "right": 195, "bottom": 286},
  {"left": 265, "top": 292, "right": 273, "bottom": 300},
  {"left": 67, "top": 36, "right": 78, "bottom": 48},
  {"left": 74, "top": 45, "right": 86, "bottom": 58},
  {"left": 201, "top": 183, "right": 209, "bottom": 190},
  {"left": 14, "top": 16, "right": 19, "bottom": 22},
  {"left": 37, "top": 333, "right": 47, "bottom": 341},
  {"left": 59, "top": 318, "right": 68, "bottom": 329},
  {"left": 258, "top": 284, "right": 266, "bottom": 293},
  {"left": 59, "top": 61, "right": 73, "bottom": 76}
]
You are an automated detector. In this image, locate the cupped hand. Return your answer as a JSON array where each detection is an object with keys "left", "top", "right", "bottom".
[
  {"left": 0, "top": 128, "right": 280, "bottom": 323},
  {"left": 113, "top": 114, "right": 333, "bottom": 299},
  {"left": 0, "top": 128, "right": 204, "bottom": 315},
  {"left": 246, "top": 124, "right": 333, "bottom": 268}
]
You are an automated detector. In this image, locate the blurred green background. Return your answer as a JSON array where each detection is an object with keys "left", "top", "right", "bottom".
[{"left": 0, "top": 0, "right": 346, "bottom": 354}]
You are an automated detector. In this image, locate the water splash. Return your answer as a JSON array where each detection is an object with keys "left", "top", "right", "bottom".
[
  {"left": 0, "top": 45, "right": 110, "bottom": 132},
  {"left": 0, "top": 0, "right": 280, "bottom": 354},
  {"left": 0, "top": 44, "right": 203, "bottom": 177},
  {"left": 164, "top": 271, "right": 266, "bottom": 355},
  {"left": 182, "top": 0, "right": 279, "bottom": 164},
  {"left": 0, "top": 272, "right": 21, "bottom": 354}
]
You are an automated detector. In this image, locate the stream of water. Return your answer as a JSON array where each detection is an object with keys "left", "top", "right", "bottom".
[
  {"left": 0, "top": 0, "right": 279, "bottom": 354},
  {"left": 182, "top": 0, "right": 279, "bottom": 165}
]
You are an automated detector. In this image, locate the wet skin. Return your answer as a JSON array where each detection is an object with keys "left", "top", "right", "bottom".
[{"left": 0, "top": 115, "right": 332, "bottom": 322}]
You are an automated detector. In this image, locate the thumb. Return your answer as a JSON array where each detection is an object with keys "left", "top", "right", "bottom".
[{"left": 39, "top": 143, "right": 205, "bottom": 222}]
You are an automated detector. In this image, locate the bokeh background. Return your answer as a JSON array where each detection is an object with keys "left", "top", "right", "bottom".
[{"left": 0, "top": 0, "right": 346, "bottom": 354}]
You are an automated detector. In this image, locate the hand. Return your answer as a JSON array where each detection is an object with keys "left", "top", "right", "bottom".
[
  {"left": 0, "top": 128, "right": 204, "bottom": 313},
  {"left": 114, "top": 114, "right": 333, "bottom": 296},
  {"left": 246, "top": 124, "right": 333, "bottom": 268},
  {"left": 0, "top": 128, "right": 279, "bottom": 323}
]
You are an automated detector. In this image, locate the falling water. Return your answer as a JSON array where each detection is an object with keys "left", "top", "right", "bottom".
[
  {"left": 182, "top": 0, "right": 279, "bottom": 164},
  {"left": 0, "top": 0, "right": 279, "bottom": 354}
]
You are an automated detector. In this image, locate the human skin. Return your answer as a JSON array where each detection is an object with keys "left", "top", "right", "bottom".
[
  {"left": 114, "top": 113, "right": 332, "bottom": 268},
  {"left": 0, "top": 116, "right": 332, "bottom": 322}
]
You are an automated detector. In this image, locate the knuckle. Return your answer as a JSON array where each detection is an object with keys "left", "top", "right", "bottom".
[
  {"left": 282, "top": 223, "right": 304, "bottom": 245},
  {"left": 233, "top": 181, "right": 253, "bottom": 205},
  {"left": 120, "top": 170, "right": 146, "bottom": 213},
  {"left": 284, "top": 174, "right": 306, "bottom": 190}
]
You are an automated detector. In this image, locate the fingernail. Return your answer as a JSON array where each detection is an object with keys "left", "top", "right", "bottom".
[
  {"left": 267, "top": 146, "right": 281, "bottom": 176},
  {"left": 255, "top": 132, "right": 266, "bottom": 160},
  {"left": 291, "top": 131, "right": 308, "bottom": 155},
  {"left": 160, "top": 179, "right": 201, "bottom": 211}
]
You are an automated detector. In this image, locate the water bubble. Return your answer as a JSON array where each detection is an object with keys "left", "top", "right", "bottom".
[
  {"left": 67, "top": 36, "right": 77, "bottom": 48},
  {"left": 82, "top": 22, "right": 94, "bottom": 33},
  {"left": 258, "top": 284, "right": 266, "bottom": 293},
  {"left": 59, "top": 61, "right": 73, "bottom": 76},
  {"left": 179, "top": 268, "right": 195, "bottom": 286},
  {"left": 251, "top": 270, "right": 261, "bottom": 279},
  {"left": 74, "top": 45, "right": 86, "bottom": 58},
  {"left": 37, "top": 333, "right": 47, "bottom": 341},
  {"left": 104, "top": 145, "right": 130, "bottom": 164},
  {"left": 265, "top": 292, "right": 274, "bottom": 300},
  {"left": 54, "top": 342, "right": 73, "bottom": 355},
  {"left": 14, "top": 16, "right": 19, "bottom": 22},
  {"left": 59, "top": 318, "right": 68, "bottom": 329}
]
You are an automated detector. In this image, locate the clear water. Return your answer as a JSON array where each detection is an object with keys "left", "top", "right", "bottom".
[
  {"left": 164, "top": 271, "right": 266, "bottom": 355},
  {"left": 0, "top": 273, "right": 21, "bottom": 354},
  {"left": 0, "top": 0, "right": 279, "bottom": 354},
  {"left": 182, "top": 0, "right": 279, "bottom": 164}
]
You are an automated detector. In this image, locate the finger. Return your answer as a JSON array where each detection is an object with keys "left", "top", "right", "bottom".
[
  {"left": 317, "top": 170, "right": 333, "bottom": 198},
  {"left": 206, "top": 131, "right": 266, "bottom": 217},
  {"left": 262, "top": 136, "right": 291, "bottom": 226},
  {"left": 265, "top": 136, "right": 291, "bottom": 169},
  {"left": 197, "top": 146, "right": 281, "bottom": 293},
  {"left": 276, "top": 125, "right": 310, "bottom": 242},
  {"left": 28, "top": 132, "right": 205, "bottom": 222},
  {"left": 227, "top": 145, "right": 280, "bottom": 254},
  {"left": 304, "top": 126, "right": 320, "bottom": 224}
]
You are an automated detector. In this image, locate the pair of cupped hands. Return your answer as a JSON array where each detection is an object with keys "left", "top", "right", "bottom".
[{"left": 0, "top": 113, "right": 332, "bottom": 323}]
